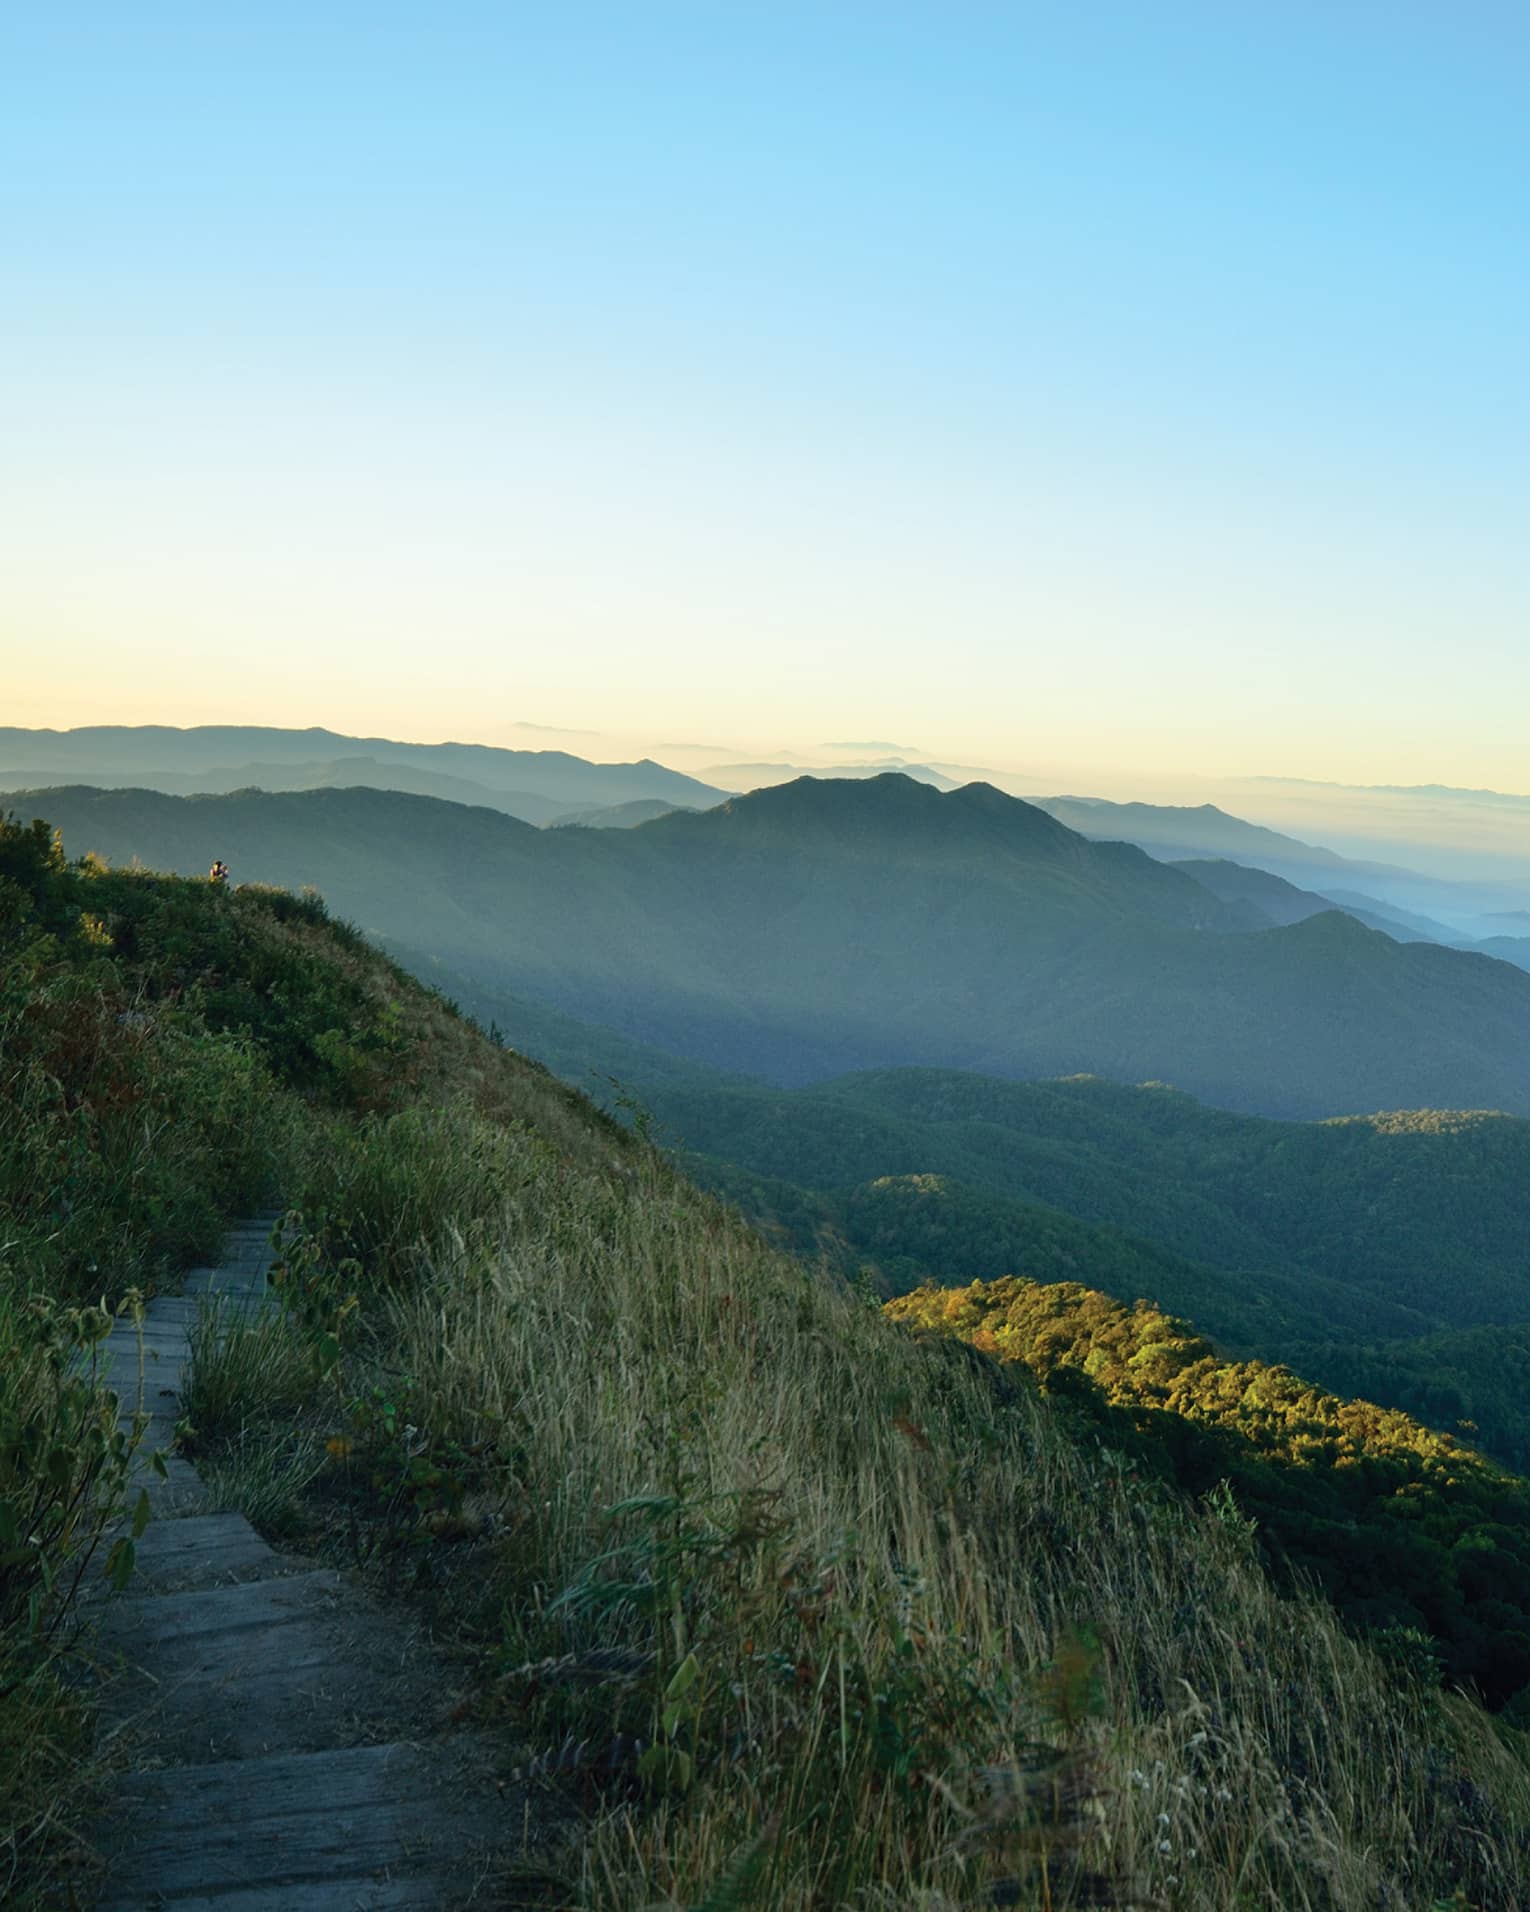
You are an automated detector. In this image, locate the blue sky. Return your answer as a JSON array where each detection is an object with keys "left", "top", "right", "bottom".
[{"left": 4, "top": 4, "right": 1528, "bottom": 788}]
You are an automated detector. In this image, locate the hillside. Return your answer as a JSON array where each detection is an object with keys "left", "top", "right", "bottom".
[
  {"left": 1480, "top": 934, "right": 1530, "bottom": 973},
  {"left": 1033, "top": 794, "right": 1530, "bottom": 936},
  {"left": 681, "top": 1158, "right": 1374, "bottom": 1352},
  {"left": 21, "top": 774, "right": 1530, "bottom": 1118},
  {"left": 6, "top": 816, "right": 1530, "bottom": 1907}
]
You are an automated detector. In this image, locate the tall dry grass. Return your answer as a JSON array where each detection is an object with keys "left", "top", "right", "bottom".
[{"left": 216, "top": 1105, "right": 1529, "bottom": 1909}]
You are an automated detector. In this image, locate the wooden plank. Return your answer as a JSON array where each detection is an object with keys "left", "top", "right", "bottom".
[
  {"left": 180, "top": 1267, "right": 272, "bottom": 1297},
  {"left": 101, "top": 1568, "right": 347, "bottom": 1652},
  {"left": 97, "top": 1571, "right": 436, "bottom": 1761},
  {"left": 121, "top": 1414, "right": 182, "bottom": 1457},
  {"left": 96, "top": 1742, "right": 514, "bottom": 1906},
  {"left": 103, "top": 1330, "right": 189, "bottom": 1354},
  {"left": 107, "top": 1875, "right": 463, "bottom": 1910},
  {"left": 148, "top": 1295, "right": 272, "bottom": 1325},
  {"left": 100, "top": 1342, "right": 187, "bottom": 1368},
  {"left": 100, "top": 1373, "right": 184, "bottom": 1416},
  {"left": 133, "top": 1454, "right": 207, "bottom": 1518},
  {"left": 88, "top": 1212, "right": 561, "bottom": 1908},
  {"left": 127, "top": 1513, "right": 296, "bottom": 1593}
]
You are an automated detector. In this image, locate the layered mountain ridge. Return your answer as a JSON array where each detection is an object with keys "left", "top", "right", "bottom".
[{"left": 17, "top": 771, "right": 1530, "bottom": 1119}]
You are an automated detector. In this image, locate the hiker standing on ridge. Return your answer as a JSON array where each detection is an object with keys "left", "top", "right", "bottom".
[{"left": 209, "top": 859, "right": 230, "bottom": 886}]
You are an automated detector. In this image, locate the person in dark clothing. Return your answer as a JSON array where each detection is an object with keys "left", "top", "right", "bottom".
[{"left": 209, "top": 859, "right": 230, "bottom": 886}]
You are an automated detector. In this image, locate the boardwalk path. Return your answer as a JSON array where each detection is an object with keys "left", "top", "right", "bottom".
[{"left": 92, "top": 1214, "right": 537, "bottom": 1910}]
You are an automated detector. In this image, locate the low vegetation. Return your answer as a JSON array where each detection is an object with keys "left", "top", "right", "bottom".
[{"left": 5, "top": 813, "right": 1530, "bottom": 1906}]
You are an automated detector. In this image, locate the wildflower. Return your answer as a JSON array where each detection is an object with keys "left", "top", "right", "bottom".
[
  {"left": 1158, "top": 1811, "right": 1172, "bottom": 1827},
  {"left": 1159, "top": 1839, "right": 1172, "bottom": 1854}
]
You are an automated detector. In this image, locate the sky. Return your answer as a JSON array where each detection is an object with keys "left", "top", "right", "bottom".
[{"left": 4, "top": 3, "right": 1529, "bottom": 791}]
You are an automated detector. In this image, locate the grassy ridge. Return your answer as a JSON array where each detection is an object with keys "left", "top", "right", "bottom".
[{"left": 6, "top": 817, "right": 1530, "bottom": 1906}]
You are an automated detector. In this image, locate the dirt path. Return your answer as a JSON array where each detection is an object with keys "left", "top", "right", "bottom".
[{"left": 90, "top": 1216, "right": 548, "bottom": 1909}]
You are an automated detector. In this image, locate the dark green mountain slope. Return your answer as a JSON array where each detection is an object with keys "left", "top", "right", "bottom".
[
  {"left": 685, "top": 1156, "right": 1406, "bottom": 1354},
  {"left": 21, "top": 774, "right": 1530, "bottom": 1117},
  {"left": 650, "top": 1067, "right": 1530, "bottom": 1465},
  {"left": 1312, "top": 1323, "right": 1530, "bottom": 1474},
  {"left": 658, "top": 1068, "right": 1530, "bottom": 1330}
]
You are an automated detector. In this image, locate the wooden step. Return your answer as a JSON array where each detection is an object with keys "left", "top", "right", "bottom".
[
  {"left": 128, "top": 1513, "right": 302, "bottom": 1595},
  {"left": 88, "top": 1215, "right": 545, "bottom": 1906},
  {"left": 95, "top": 1742, "right": 515, "bottom": 1909},
  {"left": 98, "top": 1570, "right": 438, "bottom": 1763}
]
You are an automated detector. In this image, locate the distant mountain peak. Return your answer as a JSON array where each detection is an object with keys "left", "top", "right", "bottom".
[{"left": 709, "top": 771, "right": 1068, "bottom": 839}]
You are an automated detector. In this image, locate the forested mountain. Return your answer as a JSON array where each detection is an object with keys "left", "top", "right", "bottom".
[
  {"left": 1034, "top": 794, "right": 1530, "bottom": 937},
  {"left": 20, "top": 775, "right": 1530, "bottom": 1118},
  {"left": 1478, "top": 934, "right": 1530, "bottom": 974},
  {"left": 553, "top": 797, "right": 695, "bottom": 828},
  {"left": 1316, "top": 1324, "right": 1530, "bottom": 1472},
  {"left": 684, "top": 1159, "right": 1374, "bottom": 1351},
  {"left": 0, "top": 755, "right": 595, "bottom": 825},
  {"left": 700, "top": 757, "right": 961, "bottom": 790},
  {"left": 663, "top": 1069, "right": 1530, "bottom": 1325},
  {"left": 653, "top": 1067, "right": 1530, "bottom": 1466}
]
